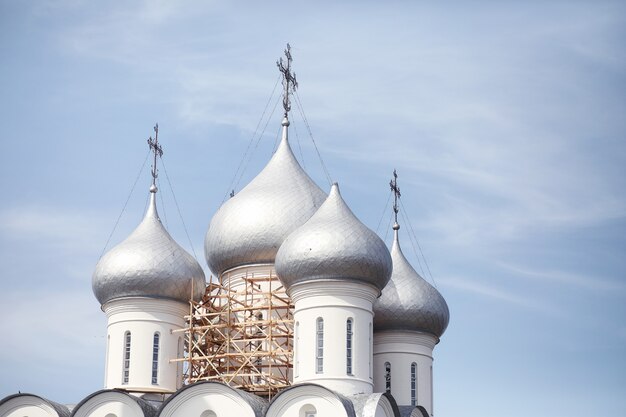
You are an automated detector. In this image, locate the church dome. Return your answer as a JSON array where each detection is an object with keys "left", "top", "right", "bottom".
[
  {"left": 373, "top": 224, "right": 449, "bottom": 338},
  {"left": 204, "top": 117, "right": 326, "bottom": 276},
  {"left": 93, "top": 187, "right": 206, "bottom": 305},
  {"left": 275, "top": 183, "right": 392, "bottom": 292}
]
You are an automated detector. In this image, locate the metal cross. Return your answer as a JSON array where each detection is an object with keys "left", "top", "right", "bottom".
[
  {"left": 147, "top": 123, "right": 163, "bottom": 187},
  {"left": 390, "top": 169, "right": 401, "bottom": 223},
  {"left": 277, "top": 43, "right": 298, "bottom": 116}
]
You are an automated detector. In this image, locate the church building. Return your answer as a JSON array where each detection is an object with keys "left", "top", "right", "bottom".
[{"left": 0, "top": 46, "right": 449, "bottom": 417}]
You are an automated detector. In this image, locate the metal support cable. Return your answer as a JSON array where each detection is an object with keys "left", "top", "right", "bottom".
[
  {"left": 291, "top": 117, "right": 306, "bottom": 169},
  {"left": 99, "top": 148, "right": 151, "bottom": 259},
  {"left": 293, "top": 90, "right": 333, "bottom": 186},
  {"left": 223, "top": 74, "right": 282, "bottom": 202},
  {"left": 161, "top": 158, "right": 199, "bottom": 262},
  {"left": 399, "top": 199, "right": 438, "bottom": 289},
  {"left": 376, "top": 189, "right": 393, "bottom": 234},
  {"left": 233, "top": 93, "right": 282, "bottom": 194},
  {"left": 157, "top": 177, "right": 168, "bottom": 229}
]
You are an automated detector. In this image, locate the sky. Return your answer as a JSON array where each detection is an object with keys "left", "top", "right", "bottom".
[{"left": 0, "top": 1, "right": 625, "bottom": 416}]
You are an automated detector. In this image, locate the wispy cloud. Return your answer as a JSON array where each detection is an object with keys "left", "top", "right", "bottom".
[
  {"left": 440, "top": 276, "right": 563, "bottom": 316},
  {"left": 0, "top": 205, "right": 107, "bottom": 253},
  {"left": 496, "top": 262, "right": 626, "bottom": 293}
]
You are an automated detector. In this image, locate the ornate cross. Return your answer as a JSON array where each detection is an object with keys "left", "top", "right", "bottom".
[
  {"left": 277, "top": 43, "right": 298, "bottom": 116},
  {"left": 390, "top": 169, "right": 401, "bottom": 224},
  {"left": 147, "top": 123, "right": 163, "bottom": 188}
]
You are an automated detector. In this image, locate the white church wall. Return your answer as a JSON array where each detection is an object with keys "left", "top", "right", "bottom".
[
  {"left": 71, "top": 391, "right": 152, "bottom": 417},
  {"left": 373, "top": 331, "right": 437, "bottom": 415},
  {"left": 103, "top": 298, "right": 187, "bottom": 393},
  {"left": 158, "top": 382, "right": 264, "bottom": 417},
  {"left": 290, "top": 281, "right": 379, "bottom": 396},
  {"left": 265, "top": 384, "right": 351, "bottom": 417},
  {"left": 0, "top": 395, "right": 69, "bottom": 417}
]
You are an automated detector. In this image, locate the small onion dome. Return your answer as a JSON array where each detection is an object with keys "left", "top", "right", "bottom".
[
  {"left": 373, "top": 224, "right": 449, "bottom": 338},
  {"left": 275, "top": 183, "right": 392, "bottom": 292},
  {"left": 93, "top": 187, "right": 206, "bottom": 305},
  {"left": 204, "top": 117, "right": 326, "bottom": 276}
]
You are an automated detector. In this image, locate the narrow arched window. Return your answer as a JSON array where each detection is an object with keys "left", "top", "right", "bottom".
[
  {"left": 368, "top": 322, "right": 372, "bottom": 379},
  {"left": 411, "top": 362, "right": 417, "bottom": 406},
  {"left": 430, "top": 365, "right": 434, "bottom": 412},
  {"left": 316, "top": 318, "right": 324, "bottom": 373},
  {"left": 346, "top": 318, "right": 353, "bottom": 375},
  {"left": 122, "top": 331, "right": 131, "bottom": 384},
  {"left": 151, "top": 332, "right": 160, "bottom": 384},
  {"left": 385, "top": 361, "right": 391, "bottom": 393},
  {"left": 295, "top": 321, "right": 300, "bottom": 377}
]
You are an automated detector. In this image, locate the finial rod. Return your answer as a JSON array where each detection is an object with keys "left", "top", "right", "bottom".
[
  {"left": 390, "top": 169, "right": 401, "bottom": 225},
  {"left": 147, "top": 123, "right": 163, "bottom": 192},
  {"left": 277, "top": 43, "right": 298, "bottom": 117}
]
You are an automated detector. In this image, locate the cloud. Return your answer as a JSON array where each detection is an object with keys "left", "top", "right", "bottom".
[
  {"left": 440, "top": 276, "right": 563, "bottom": 316},
  {"left": 496, "top": 262, "right": 626, "bottom": 293},
  {"left": 0, "top": 205, "right": 107, "bottom": 254}
]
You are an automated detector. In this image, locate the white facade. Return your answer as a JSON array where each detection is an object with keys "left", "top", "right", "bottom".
[
  {"left": 290, "top": 281, "right": 379, "bottom": 396},
  {"left": 0, "top": 395, "right": 66, "bottom": 417},
  {"left": 103, "top": 298, "right": 187, "bottom": 393},
  {"left": 373, "top": 331, "right": 438, "bottom": 416}
]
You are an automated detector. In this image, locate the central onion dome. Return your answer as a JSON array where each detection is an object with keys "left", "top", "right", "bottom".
[
  {"left": 275, "top": 183, "right": 392, "bottom": 292},
  {"left": 373, "top": 223, "right": 449, "bottom": 338},
  {"left": 93, "top": 186, "right": 206, "bottom": 305},
  {"left": 204, "top": 117, "right": 326, "bottom": 276}
]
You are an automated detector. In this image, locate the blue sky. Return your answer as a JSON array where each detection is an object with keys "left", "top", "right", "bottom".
[{"left": 1, "top": 1, "right": 625, "bottom": 416}]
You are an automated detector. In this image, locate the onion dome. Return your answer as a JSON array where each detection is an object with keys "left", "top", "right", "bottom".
[
  {"left": 275, "top": 183, "right": 392, "bottom": 292},
  {"left": 204, "top": 117, "right": 326, "bottom": 276},
  {"left": 93, "top": 186, "right": 206, "bottom": 305},
  {"left": 373, "top": 224, "right": 449, "bottom": 338}
]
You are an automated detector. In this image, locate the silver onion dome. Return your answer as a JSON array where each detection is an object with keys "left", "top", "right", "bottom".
[
  {"left": 204, "top": 117, "right": 326, "bottom": 276},
  {"left": 275, "top": 183, "right": 392, "bottom": 292},
  {"left": 93, "top": 187, "right": 206, "bottom": 305},
  {"left": 373, "top": 224, "right": 449, "bottom": 338}
]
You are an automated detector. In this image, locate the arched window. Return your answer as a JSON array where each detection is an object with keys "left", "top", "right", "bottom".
[
  {"left": 411, "top": 362, "right": 417, "bottom": 406},
  {"left": 384, "top": 361, "right": 391, "bottom": 393},
  {"left": 200, "top": 411, "right": 217, "bottom": 417},
  {"left": 122, "top": 331, "right": 131, "bottom": 384},
  {"left": 105, "top": 335, "right": 110, "bottom": 386},
  {"left": 151, "top": 332, "right": 160, "bottom": 384},
  {"left": 316, "top": 318, "right": 324, "bottom": 373},
  {"left": 430, "top": 365, "right": 434, "bottom": 412},
  {"left": 368, "top": 322, "right": 372, "bottom": 379},
  {"left": 177, "top": 336, "right": 183, "bottom": 389},
  {"left": 346, "top": 318, "right": 353, "bottom": 375},
  {"left": 295, "top": 321, "right": 300, "bottom": 377}
]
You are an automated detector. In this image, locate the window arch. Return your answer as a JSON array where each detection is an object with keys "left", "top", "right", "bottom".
[
  {"left": 152, "top": 332, "right": 160, "bottom": 384},
  {"left": 411, "top": 362, "right": 417, "bottom": 406},
  {"left": 300, "top": 404, "right": 317, "bottom": 417},
  {"left": 346, "top": 318, "right": 353, "bottom": 375},
  {"left": 200, "top": 411, "right": 217, "bottom": 417},
  {"left": 384, "top": 361, "right": 391, "bottom": 393},
  {"left": 122, "top": 331, "right": 131, "bottom": 384},
  {"left": 316, "top": 317, "right": 324, "bottom": 373}
]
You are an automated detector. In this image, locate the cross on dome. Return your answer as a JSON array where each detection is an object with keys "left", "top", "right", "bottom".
[
  {"left": 147, "top": 123, "right": 163, "bottom": 192},
  {"left": 390, "top": 169, "right": 401, "bottom": 228},
  {"left": 277, "top": 43, "right": 298, "bottom": 117}
]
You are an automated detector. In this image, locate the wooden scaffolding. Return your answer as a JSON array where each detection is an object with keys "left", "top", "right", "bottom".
[{"left": 182, "top": 271, "right": 293, "bottom": 398}]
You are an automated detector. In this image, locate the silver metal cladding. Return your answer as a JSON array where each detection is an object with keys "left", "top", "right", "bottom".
[
  {"left": 275, "top": 183, "right": 392, "bottom": 291},
  {"left": 373, "top": 229, "right": 449, "bottom": 338},
  {"left": 93, "top": 194, "right": 206, "bottom": 305}
]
